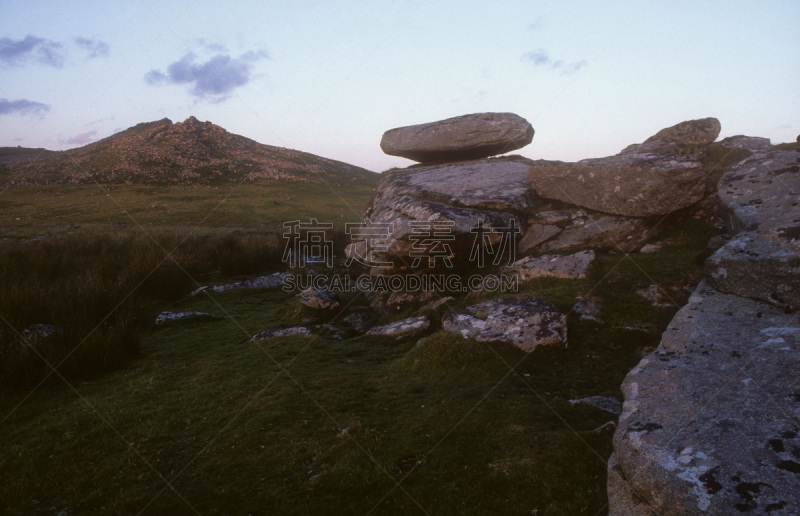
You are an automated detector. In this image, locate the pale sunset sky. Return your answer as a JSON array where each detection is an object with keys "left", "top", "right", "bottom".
[{"left": 1, "top": 0, "right": 798, "bottom": 171}]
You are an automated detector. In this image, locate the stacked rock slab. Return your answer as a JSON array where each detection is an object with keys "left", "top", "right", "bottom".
[
  {"left": 521, "top": 118, "right": 721, "bottom": 254},
  {"left": 527, "top": 118, "right": 719, "bottom": 218},
  {"left": 608, "top": 146, "right": 800, "bottom": 514},
  {"left": 358, "top": 116, "right": 723, "bottom": 311},
  {"left": 352, "top": 113, "right": 536, "bottom": 310}
]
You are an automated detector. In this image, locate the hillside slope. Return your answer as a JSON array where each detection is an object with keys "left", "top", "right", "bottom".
[{"left": 0, "top": 117, "right": 375, "bottom": 185}]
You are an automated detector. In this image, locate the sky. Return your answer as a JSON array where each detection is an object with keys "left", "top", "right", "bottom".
[{"left": 1, "top": 0, "right": 798, "bottom": 172}]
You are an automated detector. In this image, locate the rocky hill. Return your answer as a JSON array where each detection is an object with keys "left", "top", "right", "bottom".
[{"left": 0, "top": 117, "right": 375, "bottom": 185}]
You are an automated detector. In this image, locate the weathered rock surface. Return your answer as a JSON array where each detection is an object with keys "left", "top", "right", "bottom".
[
  {"left": 528, "top": 151, "right": 705, "bottom": 217},
  {"left": 529, "top": 209, "right": 656, "bottom": 254},
  {"left": 609, "top": 282, "right": 800, "bottom": 515},
  {"left": 366, "top": 316, "right": 430, "bottom": 340},
  {"left": 707, "top": 149, "right": 800, "bottom": 310},
  {"left": 251, "top": 327, "right": 312, "bottom": 341},
  {"left": 505, "top": 250, "right": 595, "bottom": 281},
  {"left": 719, "top": 135, "right": 772, "bottom": 153},
  {"left": 347, "top": 156, "right": 530, "bottom": 310},
  {"left": 380, "top": 112, "right": 534, "bottom": 163},
  {"left": 155, "top": 311, "right": 219, "bottom": 325},
  {"left": 189, "top": 272, "right": 287, "bottom": 296},
  {"left": 299, "top": 288, "right": 341, "bottom": 311},
  {"left": 442, "top": 298, "right": 567, "bottom": 352},
  {"left": 375, "top": 157, "right": 534, "bottom": 212},
  {"left": 642, "top": 117, "right": 721, "bottom": 146}
]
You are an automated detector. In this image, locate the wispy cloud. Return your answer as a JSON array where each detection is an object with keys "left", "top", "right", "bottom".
[
  {"left": 144, "top": 49, "right": 269, "bottom": 102},
  {"left": 86, "top": 116, "right": 115, "bottom": 126},
  {"left": 522, "top": 48, "right": 587, "bottom": 75},
  {"left": 74, "top": 37, "right": 109, "bottom": 59},
  {"left": 0, "top": 34, "right": 110, "bottom": 67},
  {"left": 0, "top": 35, "right": 65, "bottom": 67},
  {"left": 0, "top": 98, "right": 50, "bottom": 116},
  {"left": 62, "top": 130, "right": 97, "bottom": 145}
]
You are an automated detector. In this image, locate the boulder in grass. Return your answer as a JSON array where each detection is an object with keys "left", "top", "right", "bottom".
[
  {"left": 251, "top": 327, "right": 312, "bottom": 342},
  {"left": 366, "top": 316, "right": 430, "bottom": 340},
  {"left": 442, "top": 298, "right": 567, "bottom": 352},
  {"left": 155, "top": 311, "right": 220, "bottom": 325}
]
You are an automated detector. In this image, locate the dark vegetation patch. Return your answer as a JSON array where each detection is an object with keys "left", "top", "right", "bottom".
[{"left": 0, "top": 183, "right": 719, "bottom": 513}]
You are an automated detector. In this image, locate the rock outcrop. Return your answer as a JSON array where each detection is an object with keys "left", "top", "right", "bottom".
[
  {"left": 706, "top": 150, "right": 800, "bottom": 310},
  {"left": 528, "top": 117, "right": 720, "bottom": 218},
  {"left": 528, "top": 153, "right": 706, "bottom": 218},
  {"left": 380, "top": 112, "right": 534, "bottom": 163},
  {"left": 609, "top": 283, "right": 800, "bottom": 515},
  {"left": 608, "top": 146, "right": 800, "bottom": 514}
]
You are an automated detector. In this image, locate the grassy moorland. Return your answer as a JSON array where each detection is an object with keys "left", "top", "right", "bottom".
[{"left": 0, "top": 172, "right": 720, "bottom": 514}]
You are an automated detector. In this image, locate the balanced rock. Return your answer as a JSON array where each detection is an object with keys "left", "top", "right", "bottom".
[
  {"left": 706, "top": 149, "right": 800, "bottom": 310},
  {"left": 643, "top": 117, "right": 721, "bottom": 146},
  {"left": 609, "top": 282, "right": 800, "bottom": 515},
  {"left": 380, "top": 112, "right": 534, "bottom": 163},
  {"left": 442, "top": 298, "right": 567, "bottom": 352}
]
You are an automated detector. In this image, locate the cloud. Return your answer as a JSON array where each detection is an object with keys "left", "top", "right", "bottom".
[
  {"left": 145, "top": 50, "right": 269, "bottom": 101},
  {"left": 86, "top": 116, "right": 115, "bottom": 126},
  {"left": 522, "top": 48, "right": 587, "bottom": 75},
  {"left": 0, "top": 98, "right": 50, "bottom": 116},
  {"left": 74, "top": 37, "right": 109, "bottom": 58},
  {"left": 0, "top": 35, "right": 65, "bottom": 67},
  {"left": 62, "top": 130, "right": 97, "bottom": 145}
]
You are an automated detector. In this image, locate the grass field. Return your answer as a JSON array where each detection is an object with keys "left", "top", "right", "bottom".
[{"left": 0, "top": 175, "right": 718, "bottom": 514}]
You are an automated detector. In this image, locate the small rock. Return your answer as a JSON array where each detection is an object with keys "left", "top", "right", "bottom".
[
  {"left": 572, "top": 296, "right": 603, "bottom": 323},
  {"left": 155, "top": 311, "right": 219, "bottom": 325},
  {"left": 341, "top": 312, "right": 373, "bottom": 334},
  {"left": 643, "top": 117, "right": 721, "bottom": 146},
  {"left": 568, "top": 395, "right": 622, "bottom": 415},
  {"left": 635, "top": 285, "right": 673, "bottom": 308},
  {"left": 190, "top": 272, "right": 287, "bottom": 296},
  {"left": 251, "top": 327, "right": 312, "bottom": 341},
  {"left": 506, "top": 250, "right": 595, "bottom": 281},
  {"left": 442, "top": 298, "right": 567, "bottom": 353},
  {"left": 299, "top": 288, "right": 340, "bottom": 311},
  {"left": 639, "top": 242, "right": 662, "bottom": 254},
  {"left": 366, "top": 315, "right": 430, "bottom": 340}
]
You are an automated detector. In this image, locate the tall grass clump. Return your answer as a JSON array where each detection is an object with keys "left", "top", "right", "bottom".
[{"left": 0, "top": 228, "right": 285, "bottom": 390}]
